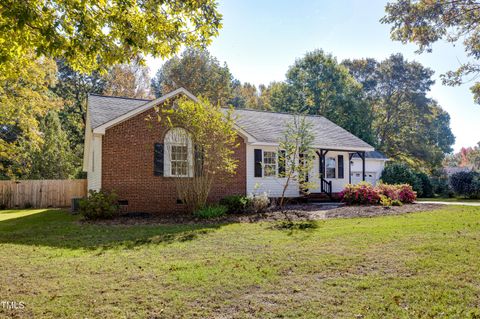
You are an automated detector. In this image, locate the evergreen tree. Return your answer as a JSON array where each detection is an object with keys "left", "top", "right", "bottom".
[{"left": 28, "top": 111, "right": 76, "bottom": 179}]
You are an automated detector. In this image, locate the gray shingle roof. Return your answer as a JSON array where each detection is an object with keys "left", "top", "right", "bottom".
[
  {"left": 88, "top": 94, "right": 151, "bottom": 129},
  {"left": 232, "top": 109, "right": 373, "bottom": 149},
  {"left": 88, "top": 94, "right": 373, "bottom": 150},
  {"left": 352, "top": 150, "right": 388, "bottom": 159}
]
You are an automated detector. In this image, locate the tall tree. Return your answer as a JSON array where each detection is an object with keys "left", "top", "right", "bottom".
[
  {"left": 382, "top": 0, "right": 480, "bottom": 104},
  {"left": 230, "top": 82, "right": 260, "bottom": 109},
  {"left": 0, "top": 0, "right": 222, "bottom": 76},
  {"left": 152, "top": 48, "right": 233, "bottom": 105},
  {"left": 27, "top": 111, "right": 76, "bottom": 179},
  {"left": 104, "top": 63, "right": 153, "bottom": 99},
  {"left": 445, "top": 143, "right": 480, "bottom": 170},
  {"left": 270, "top": 50, "right": 375, "bottom": 144},
  {"left": 0, "top": 56, "right": 61, "bottom": 178},
  {"left": 52, "top": 60, "right": 106, "bottom": 149},
  {"left": 343, "top": 54, "right": 455, "bottom": 170}
]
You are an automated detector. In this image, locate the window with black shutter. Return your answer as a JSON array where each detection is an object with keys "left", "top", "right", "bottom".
[
  {"left": 338, "top": 154, "right": 344, "bottom": 179},
  {"left": 153, "top": 143, "right": 164, "bottom": 176}
]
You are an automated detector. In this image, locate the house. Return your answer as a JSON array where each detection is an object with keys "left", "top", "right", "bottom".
[{"left": 83, "top": 88, "right": 385, "bottom": 213}]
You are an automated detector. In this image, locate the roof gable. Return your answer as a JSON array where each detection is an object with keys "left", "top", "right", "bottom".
[
  {"left": 90, "top": 87, "right": 197, "bottom": 133},
  {"left": 89, "top": 95, "right": 151, "bottom": 129}
]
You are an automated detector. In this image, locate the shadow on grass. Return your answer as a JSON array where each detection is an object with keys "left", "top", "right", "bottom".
[{"left": 0, "top": 209, "right": 223, "bottom": 250}]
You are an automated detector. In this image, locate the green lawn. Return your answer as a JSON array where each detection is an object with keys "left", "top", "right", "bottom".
[{"left": 1, "top": 207, "right": 480, "bottom": 318}]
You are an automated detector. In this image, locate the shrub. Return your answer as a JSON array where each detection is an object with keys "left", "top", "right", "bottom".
[
  {"left": 379, "top": 195, "right": 392, "bottom": 207},
  {"left": 415, "top": 172, "right": 434, "bottom": 198},
  {"left": 391, "top": 199, "right": 403, "bottom": 206},
  {"left": 79, "top": 189, "right": 119, "bottom": 220},
  {"left": 219, "top": 195, "right": 250, "bottom": 214},
  {"left": 193, "top": 205, "right": 227, "bottom": 219},
  {"left": 431, "top": 170, "right": 453, "bottom": 197},
  {"left": 376, "top": 183, "right": 399, "bottom": 200},
  {"left": 340, "top": 182, "right": 416, "bottom": 205},
  {"left": 340, "top": 182, "right": 381, "bottom": 205},
  {"left": 381, "top": 162, "right": 422, "bottom": 194},
  {"left": 450, "top": 171, "right": 480, "bottom": 199},
  {"left": 397, "top": 184, "right": 417, "bottom": 203},
  {"left": 247, "top": 192, "right": 270, "bottom": 213}
]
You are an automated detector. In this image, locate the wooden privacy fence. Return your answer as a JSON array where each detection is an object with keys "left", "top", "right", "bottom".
[{"left": 0, "top": 179, "right": 87, "bottom": 208}]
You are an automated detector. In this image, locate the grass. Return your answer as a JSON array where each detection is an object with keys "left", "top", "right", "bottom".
[
  {"left": 417, "top": 197, "right": 480, "bottom": 203},
  {"left": 0, "top": 207, "right": 480, "bottom": 318}
]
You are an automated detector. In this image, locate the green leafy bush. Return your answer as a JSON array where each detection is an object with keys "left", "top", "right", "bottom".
[
  {"left": 219, "top": 195, "right": 250, "bottom": 214},
  {"left": 79, "top": 190, "right": 119, "bottom": 220},
  {"left": 415, "top": 172, "right": 434, "bottom": 197},
  {"left": 194, "top": 205, "right": 227, "bottom": 219},
  {"left": 381, "top": 162, "right": 422, "bottom": 194},
  {"left": 431, "top": 170, "right": 453, "bottom": 197},
  {"left": 450, "top": 171, "right": 480, "bottom": 199}
]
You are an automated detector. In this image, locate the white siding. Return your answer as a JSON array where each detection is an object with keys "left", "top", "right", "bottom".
[
  {"left": 309, "top": 151, "right": 350, "bottom": 193},
  {"left": 87, "top": 134, "right": 103, "bottom": 191},
  {"left": 246, "top": 145, "right": 300, "bottom": 197},
  {"left": 350, "top": 158, "right": 387, "bottom": 186}
]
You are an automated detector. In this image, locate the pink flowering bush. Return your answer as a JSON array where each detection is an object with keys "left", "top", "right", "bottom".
[
  {"left": 340, "top": 182, "right": 417, "bottom": 205},
  {"left": 376, "top": 183, "right": 399, "bottom": 200},
  {"left": 339, "top": 182, "right": 381, "bottom": 205},
  {"left": 397, "top": 184, "right": 417, "bottom": 203}
]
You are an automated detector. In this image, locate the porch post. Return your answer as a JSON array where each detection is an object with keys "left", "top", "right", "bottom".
[
  {"left": 361, "top": 151, "right": 366, "bottom": 181},
  {"left": 356, "top": 151, "right": 366, "bottom": 181},
  {"left": 348, "top": 153, "right": 355, "bottom": 184}
]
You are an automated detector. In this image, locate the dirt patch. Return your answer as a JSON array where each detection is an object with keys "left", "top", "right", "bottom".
[
  {"left": 82, "top": 203, "right": 444, "bottom": 226},
  {"left": 323, "top": 203, "right": 443, "bottom": 219}
]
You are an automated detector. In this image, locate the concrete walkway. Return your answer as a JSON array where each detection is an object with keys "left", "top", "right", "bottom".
[{"left": 416, "top": 201, "right": 480, "bottom": 207}]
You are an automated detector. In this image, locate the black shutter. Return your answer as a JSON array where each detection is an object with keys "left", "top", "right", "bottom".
[
  {"left": 254, "top": 149, "right": 262, "bottom": 177},
  {"left": 278, "top": 150, "right": 286, "bottom": 176},
  {"left": 154, "top": 143, "right": 164, "bottom": 176},
  {"left": 194, "top": 144, "right": 204, "bottom": 177},
  {"left": 338, "top": 155, "right": 344, "bottom": 179}
]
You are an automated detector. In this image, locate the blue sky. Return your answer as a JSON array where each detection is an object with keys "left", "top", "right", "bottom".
[{"left": 147, "top": 0, "right": 480, "bottom": 152}]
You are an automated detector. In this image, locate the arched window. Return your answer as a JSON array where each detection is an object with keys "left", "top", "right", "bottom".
[{"left": 164, "top": 127, "right": 193, "bottom": 177}]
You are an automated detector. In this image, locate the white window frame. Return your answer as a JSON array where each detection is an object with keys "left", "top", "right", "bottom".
[
  {"left": 164, "top": 128, "right": 193, "bottom": 178},
  {"left": 170, "top": 144, "right": 189, "bottom": 177},
  {"left": 263, "top": 150, "right": 277, "bottom": 177},
  {"left": 326, "top": 157, "right": 336, "bottom": 179}
]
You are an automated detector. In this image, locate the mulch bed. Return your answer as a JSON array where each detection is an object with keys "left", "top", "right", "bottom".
[{"left": 82, "top": 203, "right": 444, "bottom": 226}]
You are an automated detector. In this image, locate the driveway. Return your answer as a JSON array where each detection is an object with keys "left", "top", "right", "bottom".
[{"left": 416, "top": 201, "right": 480, "bottom": 207}]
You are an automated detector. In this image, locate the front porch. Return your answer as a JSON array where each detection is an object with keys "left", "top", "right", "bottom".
[{"left": 308, "top": 148, "right": 367, "bottom": 199}]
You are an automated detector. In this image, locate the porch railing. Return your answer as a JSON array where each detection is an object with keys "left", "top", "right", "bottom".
[{"left": 320, "top": 178, "right": 332, "bottom": 198}]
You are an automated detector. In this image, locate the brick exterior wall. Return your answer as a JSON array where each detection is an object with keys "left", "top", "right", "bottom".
[{"left": 102, "top": 107, "right": 247, "bottom": 214}]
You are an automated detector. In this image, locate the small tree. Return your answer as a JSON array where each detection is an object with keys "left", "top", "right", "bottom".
[
  {"left": 156, "top": 97, "right": 238, "bottom": 213},
  {"left": 277, "top": 115, "right": 317, "bottom": 208}
]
